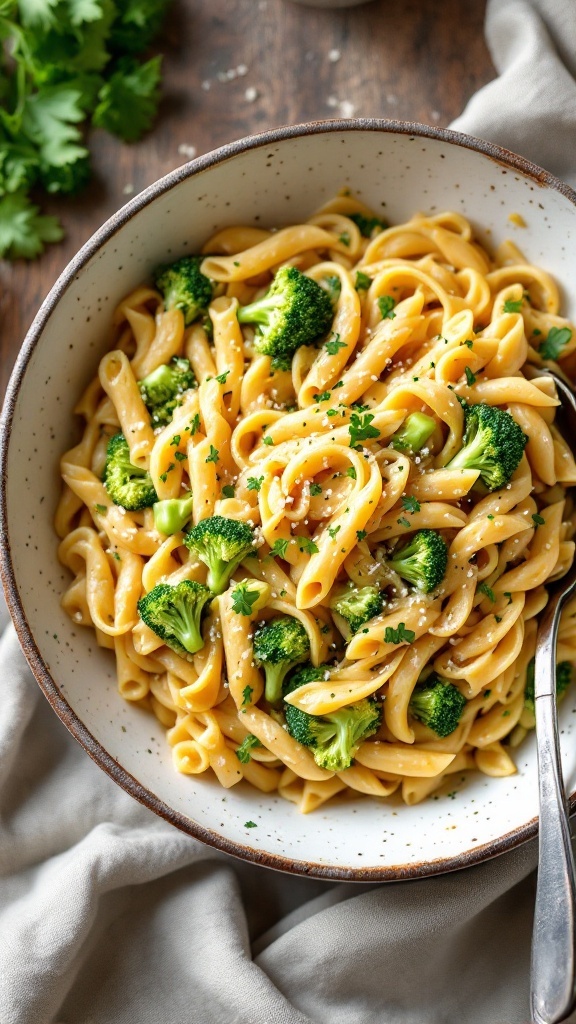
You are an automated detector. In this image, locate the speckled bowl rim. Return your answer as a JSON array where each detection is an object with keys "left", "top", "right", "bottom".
[{"left": 2, "top": 118, "right": 576, "bottom": 882}]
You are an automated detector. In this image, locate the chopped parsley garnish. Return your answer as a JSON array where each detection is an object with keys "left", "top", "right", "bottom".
[
  {"left": 384, "top": 623, "right": 416, "bottom": 644},
  {"left": 323, "top": 274, "right": 341, "bottom": 304},
  {"left": 270, "top": 538, "right": 290, "bottom": 559},
  {"left": 242, "top": 685, "right": 253, "bottom": 706},
  {"left": 94, "top": 504, "right": 107, "bottom": 515},
  {"left": 328, "top": 524, "right": 341, "bottom": 540},
  {"left": 338, "top": 232, "right": 350, "bottom": 247},
  {"left": 174, "top": 451, "right": 186, "bottom": 461},
  {"left": 377, "top": 295, "right": 396, "bottom": 320},
  {"left": 349, "top": 411, "right": 380, "bottom": 449},
  {"left": 235, "top": 735, "right": 262, "bottom": 763},
  {"left": 539, "top": 326, "right": 572, "bottom": 361},
  {"left": 170, "top": 435, "right": 181, "bottom": 446},
  {"left": 401, "top": 496, "right": 420, "bottom": 513},
  {"left": 188, "top": 414, "right": 201, "bottom": 436},
  {"left": 244, "top": 820, "right": 257, "bottom": 828},
  {"left": 503, "top": 298, "right": 523, "bottom": 313},
  {"left": 504, "top": 592, "right": 513, "bottom": 605},
  {"left": 314, "top": 391, "right": 331, "bottom": 403},
  {"left": 325, "top": 333, "right": 347, "bottom": 356},
  {"left": 464, "top": 340, "right": 474, "bottom": 349},
  {"left": 247, "top": 476, "right": 264, "bottom": 492},
  {"left": 310, "top": 483, "right": 323, "bottom": 496},
  {"left": 346, "top": 466, "right": 357, "bottom": 480},
  {"left": 532, "top": 513, "right": 545, "bottom": 527},
  {"left": 478, "top": 583, "right": 495, "bottom": 603},
  {"left": 222, "top": 485, "right": 235, "bottom": 498},
  {"left": 215, "top": 370, "right": 230, "bottom": 385},
  {"left": 231, "top": 584, "right": 261, "bottom": 616},
  {"left": 356, "top": 529, "right": 367, "bottom": 542},
  {"left": 355, "top": 271, "right": 372, "bottom": 291},
  {"left": 464, "top": 366, "right": 476, "bottom": 386},
  {"left": 262, "top": 436, "right": 274, "bottom": 446},
  {"left": 205, "top": 445, "right": 219, "bottom": 464},
  {"left": 298, "top": 537, "right": 319, "bottom": 554},
  {"left": 397, "top": 516, "right": 411, "bottom": 528}
]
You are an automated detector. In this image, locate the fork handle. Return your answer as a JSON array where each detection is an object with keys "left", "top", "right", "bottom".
[{"left": 531, "top": 595, "right": 576, "bottom": 1024}]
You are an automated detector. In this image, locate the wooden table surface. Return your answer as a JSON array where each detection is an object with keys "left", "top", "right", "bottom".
[{"left": 0, "top": 0, "right": 494, "bottom": 397}]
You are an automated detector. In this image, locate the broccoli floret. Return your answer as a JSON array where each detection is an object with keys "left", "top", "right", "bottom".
[
  {"left": 387, "top": 529, "right": 448, "bottom": 593},
  {"left": 409, "top": 675, "right": 466, "bottom": 737},
  {"left": 330, "top": 585, "right": 383, "bottom": 636},
  {"left": 524, "top": 658, "right": 573, "bottom": 716},
  {"left": 284, "top": 662, "right": 329, "bottom": 695},
  {"left": 103, "top": 433, "right": 157, "bottom": 511},
  {"left": 137, "top": 580, "right": 212, "bottom": 657},
  {"left": 154, "top": 256, "right": 214, "bottom": 325},
  {"left": 183, "top": 515, "right": 255, "bottom": 594},
  {"left": 153, "top": 493, "right": 194, "bottom": 535},
  {"left": 139, "top": 356, "right": 196, "bottom": 427},
  {"left": 253, "top": 616, "right": 310, "bottom": 705},
  {"left": 446, "top": 402, "right": 528, "bottom": 491},
  {"left": 390, "top": 412, "right": 436, "bottom": 454},
  {"left": 349, "top": 212, "right": 386, "bottom": 237},
  {"left": 237, "top": 265, "right": 334, "bottom": 370},
  {"left": 284, "top": 693, "right": 382, "bottom": 772}
]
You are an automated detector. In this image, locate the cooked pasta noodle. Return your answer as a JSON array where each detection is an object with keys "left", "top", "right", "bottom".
[{"left": 57, "top": 195, "right": 576, "bottom": 812}]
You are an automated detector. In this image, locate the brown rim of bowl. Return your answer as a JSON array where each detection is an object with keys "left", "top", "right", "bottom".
[{"left": 2, "top": 117, "right": 576, "bottom": 882}]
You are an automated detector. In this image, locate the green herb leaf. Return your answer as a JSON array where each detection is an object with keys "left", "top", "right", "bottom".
[
  {"left": 539, "top": 326, "right": 572, "bottom": 361},
  {"left": 298, "top": 537, "right": 319, "bottom": 554},
  {"left": 503, "top": 298, "right": 523, "bottom": 313},
  {"left": 205, "top": 445, "right": 219, "bottom": 464},
  {"left": 384, "top": 622, "right": 415, "bottom": 644},
  {"left": 231, "top": 584, "right": 260, "bottom": 616},
  {"left": 310, "top": 483, "right": 322, "bottom": 496},
  {"left": 464, "top": 366, "right": 476, "bottom": 386},
  {"left": 215, "top": 370, "right": 230, "bottom": 384},
  {"left": 247, "top": 476, "right": 264, "bottom": 492},
  {"left": 355, "top": 271, "right": 372, "bottom": 291},
  {"left": 93, "top": 55, "right": 162, "bottom": 143},
  {"left": 532, "top": 513, "right": 545, "bottom": 527},
  {"left": 349, "top": 411, "right": 379, "bottom": 449},
  {"left": 221, "top": 485, "right": 235, "bottom": 498},
  {"left": 325, "top": 333, "right": 347, "bottom": 356},
  {"left": 356, "top": 529, "right": 367, "bottom": 542},
  {"left": 235, "top": 734, "right": 261, "bottom": 762},
  {"left": 242, "top": 685, "right": 253, "bottom": 706},
  {"left": 401, "top": 495, "right": 420, "bottom": 513},
  {"left": 377, "top": 295, "right": 396, "bottom": 320},
  {"left": 478, "top": 582, "right": 495, "bottom": 602},
  {"left": 0, "top": 191, "right": 63, "bottom": 259},
  {"left": 270, "top": 538, "right": 289, "bottom": 559},
  {"left": 346, "top": 466, "right": 357, "bottom": 480}
]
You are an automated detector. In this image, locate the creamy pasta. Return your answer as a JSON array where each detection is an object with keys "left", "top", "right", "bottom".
[{"left": 57, "top": 194, "right": 576, "bottom": 814}]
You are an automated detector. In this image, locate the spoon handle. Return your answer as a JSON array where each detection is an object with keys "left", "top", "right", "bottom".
[{"left": 531, "top": 593, "right": 576, "bottom": 1024}]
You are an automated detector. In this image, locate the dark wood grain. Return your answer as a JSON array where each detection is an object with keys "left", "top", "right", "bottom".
[{"left": 0, "top": 0, "right": 493, "bottom": 396}]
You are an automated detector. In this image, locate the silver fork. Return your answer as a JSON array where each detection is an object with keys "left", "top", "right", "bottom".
[{"left": 528, "top": 366, "right": 576, "bottom": 1024}]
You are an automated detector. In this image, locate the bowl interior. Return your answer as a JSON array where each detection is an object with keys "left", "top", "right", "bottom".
[{"left": 4, "top": 123, "right": 576, "bottom": 879}]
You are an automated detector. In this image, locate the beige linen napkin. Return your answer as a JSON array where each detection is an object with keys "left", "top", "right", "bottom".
[{"left": 2, "top": 1, "right": 576, "bottom": 1021}]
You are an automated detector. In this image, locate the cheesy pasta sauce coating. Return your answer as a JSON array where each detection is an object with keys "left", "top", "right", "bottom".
[{"left": 57, "top": 195, "right": 576, "bottom": 814}]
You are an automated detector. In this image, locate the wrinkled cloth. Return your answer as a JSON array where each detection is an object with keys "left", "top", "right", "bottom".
[{"left": 2, "top": 1, "right": 576, "bottom": 1021}]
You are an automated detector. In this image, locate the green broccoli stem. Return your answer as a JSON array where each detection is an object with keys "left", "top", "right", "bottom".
[
  {"left": 153, "top": 494, "right": 194, "bottom": 535},
  {"left": 264, "top": 663, "right": 290, "bottom": 705},
  {"left": 391, "top": 412, "right": 436, "bottom": 453},
  {"left": 237, "top": 293, "right": 284, "bottom": 326},
  {"left": 156, "top": 599, "right": 204, "bottom": 655},
  {"left": 445, "top": 424, "right": 486, "bottom": 473}
]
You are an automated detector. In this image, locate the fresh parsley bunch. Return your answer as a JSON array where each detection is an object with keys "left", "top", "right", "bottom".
[{"left": 0, "top": 0, "right": 171, "bottom": 259}]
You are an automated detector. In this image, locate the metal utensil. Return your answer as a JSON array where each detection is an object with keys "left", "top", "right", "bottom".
[{"left": 529, "top": 366, "right": 576, "bottom": 1024}]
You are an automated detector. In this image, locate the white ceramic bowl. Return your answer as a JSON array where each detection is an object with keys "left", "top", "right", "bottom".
[{"left": 3, "top": 120, "right": 576, "bottom": 881}]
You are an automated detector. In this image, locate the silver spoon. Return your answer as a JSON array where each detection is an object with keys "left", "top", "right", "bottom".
[{"left": 528, "top": 366, "right": 576, "bottom": 1024}]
